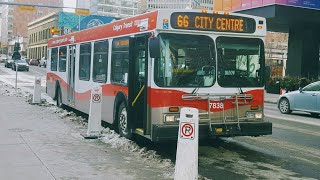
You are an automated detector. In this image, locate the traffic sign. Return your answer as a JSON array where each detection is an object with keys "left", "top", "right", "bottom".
[
  {"left": 175, "top": 108, "right": 199, "bottom": 180},
  {"left": 75, "top": 8, "right": 90, "bottom": 16},
  {"left": 19, "top": 6, "right": 36, "bottom": 12},
  {"left": 180, "top": 123, "right": 195, "bottom": 139},
  {"left": 92, "top": 93, "right": 101, "bottom": 103}
]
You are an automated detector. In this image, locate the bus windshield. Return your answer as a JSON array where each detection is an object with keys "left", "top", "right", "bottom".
[
  {"left": 155, "top": 34, "right": 215, "bottom": 87},
  {"left": 217, "top": 37, "right": 264, "bottom": 87}
]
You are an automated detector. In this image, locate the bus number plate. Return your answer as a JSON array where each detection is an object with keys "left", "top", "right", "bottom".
[{"left": 209, "top": 102, "right": 224, "bottom": 109}]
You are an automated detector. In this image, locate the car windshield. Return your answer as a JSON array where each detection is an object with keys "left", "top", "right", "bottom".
[
  {"left": 216, "top": 37, "right": 264, "bottom": 87},
  {"left": 154, "top": 33, "right": 215, "bottom": 87}
]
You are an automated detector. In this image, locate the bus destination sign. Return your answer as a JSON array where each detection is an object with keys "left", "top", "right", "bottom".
[{"left": 170, "top": 12, "right": 256, "bottom": 33}]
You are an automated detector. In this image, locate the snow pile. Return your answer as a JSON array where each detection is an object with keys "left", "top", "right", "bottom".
[
  {"left": 46, "top": 106, "right": 87, "bottom": 126},
  {"left": 0, "top": 81, "right": 55, "bottom": 107},
  {"left": 0, "top": 82, "right": 30, "bottom": 98},
  {"left": 101, "top": 128, "right": 175, "bottom": 178}
]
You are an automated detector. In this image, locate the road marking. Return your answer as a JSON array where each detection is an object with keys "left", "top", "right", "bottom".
[
  {"left": 265, "top": 113, "right": 320, "bottom": 127},
  {"left": 273, "top": 124, "right": 320, "bottom": 137}
]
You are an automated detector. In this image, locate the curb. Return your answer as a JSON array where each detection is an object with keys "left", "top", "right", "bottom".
[{"left": 264, "top": 100, "right": 277, "bottom": 104}]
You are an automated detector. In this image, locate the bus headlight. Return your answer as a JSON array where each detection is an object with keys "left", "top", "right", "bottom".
[
  {"left": 246, "top": 112, "right": 263, "bottom": 119},
  {"left": 164, "top": 115, "right": 176, "bottom": 123},
  {"left": 255, "top": 112, "right": 263, "bottom": 119}
]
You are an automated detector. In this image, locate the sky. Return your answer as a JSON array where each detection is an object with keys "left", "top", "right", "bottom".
[{"left": 63, "top": 0, "right": 77, "bottom": 12}]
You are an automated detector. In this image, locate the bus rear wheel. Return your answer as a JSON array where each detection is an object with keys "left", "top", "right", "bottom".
[{"left": 118, "top": 102, "right": 132, "bottom": 139}]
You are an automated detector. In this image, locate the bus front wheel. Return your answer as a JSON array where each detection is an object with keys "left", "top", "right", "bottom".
[{"left": 117, "top": 102, "right": 132, "bottom": 139}]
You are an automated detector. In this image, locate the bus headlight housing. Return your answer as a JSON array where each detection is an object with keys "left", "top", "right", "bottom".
[
  {"left": 246, "top": 112, "right": 263, "bottom": 119},
  {"left": 164, "top": 115, "right": 177, "bottom": 123}
]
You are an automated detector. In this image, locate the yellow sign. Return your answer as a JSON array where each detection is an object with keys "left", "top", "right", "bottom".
[
  {"left": 19, "top": 6, "right": 37, "bottom": 12},
  {"left": 1, "top": 44, "right": 7, "bottom": 47},
  {"left": 50, "top": 28, "right": 60, "bottom": 35},
  {"left": 171, "top": 12, "right": 256, "bottom": 33},
  {"left": 75, "top": 8, "right": 90, "bottom": 16}
]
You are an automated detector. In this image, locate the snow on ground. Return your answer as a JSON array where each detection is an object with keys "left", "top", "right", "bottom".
[{"left": 0, "top": 80, "right": 175, "bottom": 179}]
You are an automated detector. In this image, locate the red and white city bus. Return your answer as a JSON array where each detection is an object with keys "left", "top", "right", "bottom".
[{"left": 47, "top": 9, "right": 272, "bottom": 142}]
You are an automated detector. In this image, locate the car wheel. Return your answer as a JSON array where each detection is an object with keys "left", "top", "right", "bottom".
[
  {"left": 278, "top": 98, "right": 292, "bottom": 114},
  {"left": 4, "top": 64, "right": 6, "bottom": 67},
  {"left": 56, "top": 89, "right": 63, "bottom": 108},
  {"left": 117, "top": 102, "right": 133, "bottom": 139}
]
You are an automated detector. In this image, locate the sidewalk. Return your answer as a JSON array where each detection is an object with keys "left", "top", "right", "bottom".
[
  {"left": 0, "top": 87, "right": 173, "bottom": 179},
  {"left": 264, "top": 91, "right": 279, "bottom": 104}
]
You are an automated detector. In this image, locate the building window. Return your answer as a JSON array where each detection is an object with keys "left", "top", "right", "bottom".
[
  {"left": 111, "top": 37, "right": 129, "bottom": 85},
  {"left": 79, "top": 43, "right": 91, "bottom": 81},
  {"left": 51, "top": 48, "right": 58, "bottom": 71},
  {"left": 59, "top": 46, "right": 67, "bottom": 72},
  {"left": 93, "top": 40, "right": 109, "bottom": 83}
]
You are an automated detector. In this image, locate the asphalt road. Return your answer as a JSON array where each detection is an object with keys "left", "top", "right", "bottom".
[
  {"left": 0, "top": 63, "right": 319, "bottom": 179},
  {"left": 0, "top": 63, "right": 46, "bottom": 93}
]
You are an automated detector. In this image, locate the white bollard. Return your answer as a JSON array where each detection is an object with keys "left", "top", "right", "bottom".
[
  {"left": 174, "top": 107, "right": 199, "bottom": 180},
  {"left": 32, "top": 76, "right": 41, "bottom": 104},
  {"left": 82, "top": 86, "right": 102, "bottom": 139}
]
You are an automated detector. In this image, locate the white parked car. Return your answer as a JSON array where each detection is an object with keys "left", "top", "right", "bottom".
[{"left": 39, "top": 57, "right": 47, "bottom": 68}]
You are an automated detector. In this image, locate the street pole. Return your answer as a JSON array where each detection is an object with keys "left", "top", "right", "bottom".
[
  {"left": 78, "top": 14, "right": 81, "bottom": 31},
  {"left": 15, "top": 30, "right": 19, "bottom": 91}
]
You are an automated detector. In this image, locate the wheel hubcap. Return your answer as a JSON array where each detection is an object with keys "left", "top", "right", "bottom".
[
  {"left": 119, "top": 108, "right": 128, "bottom": 135},
  {"left": 280, "top": 100, "right": 288, "bottom": 112}
]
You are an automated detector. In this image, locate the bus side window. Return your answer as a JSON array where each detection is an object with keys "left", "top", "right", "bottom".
[
  {"left": 111, "top": 37, "right": 129, "bottom": 85},
  {"left": 58, "top": 46, "right": 67, "bottom": 72},
  {"left": 79, "top": 43, "right": 91, "bottom": 81},
  {"left": 93, "top": 40, "right": 108, "bottom": 83},
  {"left": 51, "top": 48, "right": 58, "bottom": 71}
]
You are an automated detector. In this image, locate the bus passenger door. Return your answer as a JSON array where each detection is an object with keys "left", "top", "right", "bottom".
[
  {"left": 128, "top": 36, "right": 148, "bottom": 135},
  {"left": 67, "top": 45, "right": 76, "bottom": 106}
]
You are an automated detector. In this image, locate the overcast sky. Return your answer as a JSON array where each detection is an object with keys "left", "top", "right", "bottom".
[{"left": 63, "top": 0, "right": 76, "bottom": 12}]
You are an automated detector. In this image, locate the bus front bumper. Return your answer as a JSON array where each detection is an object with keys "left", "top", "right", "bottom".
[{"left": 151, "top": 122, "right": 272, "bottom": 142}]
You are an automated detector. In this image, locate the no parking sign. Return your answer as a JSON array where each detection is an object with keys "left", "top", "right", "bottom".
[{"left": 180, "top": 123, "right": 195, "bottom": 140}]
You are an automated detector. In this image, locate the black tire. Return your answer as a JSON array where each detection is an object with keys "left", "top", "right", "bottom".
[
  {"left": 56, "top": 88, "right": 63, "bottom": 108},
  {"left": 278, "top": 98, "right": 292, "bottom": 114},
  {"left": 117, "top": 102, "right": 133, "bottom": 139}
]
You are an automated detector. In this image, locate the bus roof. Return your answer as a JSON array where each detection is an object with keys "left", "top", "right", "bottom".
[{"left": 48, "top": 9, "right": 266, "bottom": 48}]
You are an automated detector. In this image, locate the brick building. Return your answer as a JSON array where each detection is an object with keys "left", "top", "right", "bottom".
[{"left": 1, "top": 0, "right": 63, "bottom": 55}]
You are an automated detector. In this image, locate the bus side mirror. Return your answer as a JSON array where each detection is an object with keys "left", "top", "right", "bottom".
[{"left": 149, "top": 37, "right": 160, "bottom": 59}]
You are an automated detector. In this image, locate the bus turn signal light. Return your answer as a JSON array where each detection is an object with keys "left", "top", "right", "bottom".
[
  {"left": 251, "top": 105, "right": 259, "bottom": 110},
  {"left": 169, "top": 107, "right": 179, "bottom": 112},
  {"left": 201, "top": 10, "right": 207, "bottom": 13},
  {"left": 258, "top": 26, "right": 263, "bottom": 29}
]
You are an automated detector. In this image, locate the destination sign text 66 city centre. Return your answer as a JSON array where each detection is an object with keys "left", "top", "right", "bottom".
[{"left": 170, "top": 12, "right": 256, "bottom": 33}]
